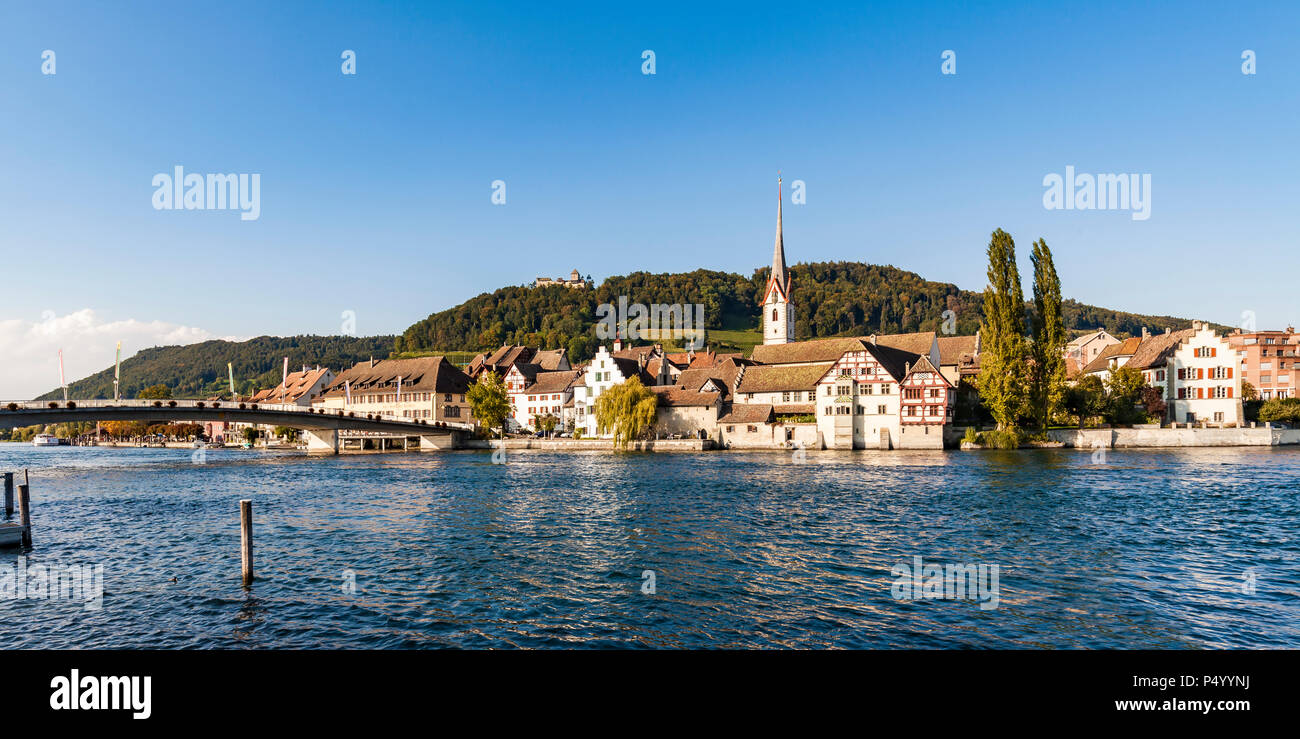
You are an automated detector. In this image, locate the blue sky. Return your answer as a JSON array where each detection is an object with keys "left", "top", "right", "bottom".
[{"left": 1, "top": 0, "right": 1297, "bottom": 396}]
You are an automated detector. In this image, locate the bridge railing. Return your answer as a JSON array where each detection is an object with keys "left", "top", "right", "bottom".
[{"left": 0, "top": 399, "right": 473, "bottom": 430}]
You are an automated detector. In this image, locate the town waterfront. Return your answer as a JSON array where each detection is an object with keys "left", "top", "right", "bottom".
[{"left": 0, "top": 445, "right": 1295, "bottom": 649}]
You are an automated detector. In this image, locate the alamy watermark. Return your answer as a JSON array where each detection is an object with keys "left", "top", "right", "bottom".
[
  {"left": 891, "top": 555, "right": 1000, "bottom": 610},
  {"left": 596, "top": 297, "right": 705, "bottom": 349},
  {"left": 1, "top": 558, "right": 104, "bottom": 611},
  {"left": 152, "top": 166, "right": 261, "bottom": 221},
  {"left": 1043, "top": 166, "right": 1150, "bottom": 221}
]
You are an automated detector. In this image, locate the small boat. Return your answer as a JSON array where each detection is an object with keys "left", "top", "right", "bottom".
[
  {"left": 0, "top": 522, "right": 22, "bottom": 547},
  {"left": 32, "top": 433, "right": 60, "bottom": 447}
]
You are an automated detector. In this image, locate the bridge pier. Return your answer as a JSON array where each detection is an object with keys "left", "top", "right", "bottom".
[
  {"left": 419, "top": 433, "right": 461, "bottom": 451},
  {"left": 303, "top": 429, "right": 340, "bottom": 454}
]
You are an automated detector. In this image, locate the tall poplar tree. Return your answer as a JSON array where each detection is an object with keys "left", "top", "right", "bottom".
[
  {"left": 1030, "top": 238, "right": 1067, "bottom": 431},
  {"left": 977, "top": 229, "right": 1031, "bottom": 430}
]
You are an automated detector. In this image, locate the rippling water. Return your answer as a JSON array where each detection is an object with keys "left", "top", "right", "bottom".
[{"left": 0, "top": 443, "right": 1295, "bottom": 648}]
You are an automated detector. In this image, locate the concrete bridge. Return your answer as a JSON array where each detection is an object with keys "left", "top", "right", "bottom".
[{"left": 0, "top": 399, "right": 475, "bottom": 453}]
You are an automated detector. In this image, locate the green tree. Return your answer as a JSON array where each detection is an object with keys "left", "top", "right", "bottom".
[
  {"left": 1065, "top": 375, "right": 1106, "bottom": 427},
  {"left": 594, "top": 377, "right": 657, "bottom": 448},
  {"left": 1241, "top": 381, "right": 1258, "bottom": 401},
  {"left": 976, "top": 229, "right": 1031, "bottom": 430},
  {"left": 1103, "top": 366, "right": 1147, "bottom": 425},
  {"left": 242, "top": 427, "right": 261, "bottom": 444},
  {"left": 272, "top": 426, "right": 300, "bottom": 441},
  {"left": 467, "top": 372, "right": 511, "bottom": 438},
  {"left": 137, "top": 383, "right": 172, "bottom": 400},
  {"left": 1258, "top": 397, "right": 1300, "bottom": 424},
  {"left": 1029, "top": 239, "right": 1067, "bottom": 430},
  {"left": 536, "top": 413, "right": 558, "bottom": 437}
]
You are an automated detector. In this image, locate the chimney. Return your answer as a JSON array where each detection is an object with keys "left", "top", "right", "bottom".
[
  {"left": 1141, "top": 327, "right": 1149, "bottom": 340},
  {"left": 868, "top": 334, "right": 877, "bottom": 345},
  {"left": 369, "top": 356, "right": 376, "bottom": 368},
  {"left": 905, "top": 361, "right": 911, "bottom": 374},
  {"left": 973, "top": 329, "right": 981, "bottom": 355},
  {"left": 302, "top": 364, "right": 308, "bottom": 374},
  {"left": 1165, "top": 327, "right": 1170, "bottom": 335},
  {"left": 613, "top": 337, "right": 623, "bottom": 352}
]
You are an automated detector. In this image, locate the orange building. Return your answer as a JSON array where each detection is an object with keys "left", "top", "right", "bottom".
[{"left": 1227, "top": 327, "right": 1299, "bottom": 400}]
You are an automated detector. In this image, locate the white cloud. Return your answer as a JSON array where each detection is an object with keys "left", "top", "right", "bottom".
[{"left": 0, "top": 309, "right": 244, "bottom": 399}]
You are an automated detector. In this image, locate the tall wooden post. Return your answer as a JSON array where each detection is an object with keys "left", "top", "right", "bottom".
[
  {"left": 3, "top": 472, "right": 12, "bottom": 517},
  {"left": 17, "top": 484, "right": 32, "bottom": 548},
  {"left": 239, "top": 499, "right": 254, "bottom": 586}
]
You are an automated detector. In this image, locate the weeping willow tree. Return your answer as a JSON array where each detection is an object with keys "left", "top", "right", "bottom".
[{"left": 594, "top": 377, "right": 657, "bottom": 448}]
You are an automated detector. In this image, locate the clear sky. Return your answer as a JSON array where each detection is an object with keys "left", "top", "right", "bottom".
[{"left": 2, "top": 0, "right": 1297, "bottom": 397}]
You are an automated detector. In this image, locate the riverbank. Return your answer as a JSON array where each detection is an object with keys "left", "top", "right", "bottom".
[{"left": 463, "top": 438, "right": 714, "bottom": 451}]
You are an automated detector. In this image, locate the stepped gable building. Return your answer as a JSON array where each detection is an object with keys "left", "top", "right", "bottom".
[
  {"left": 316, "top": 356, "right": 473, "bottom": 423},
  {"left": 762, "top": 176, "right": 795, "bottom": 345}
]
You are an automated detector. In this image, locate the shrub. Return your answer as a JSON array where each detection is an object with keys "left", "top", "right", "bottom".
[
  {"left": 153, "top": 401, "right": 163, "bottom": 407},
  {"left": 5, "top": 403, "right": 16, "bottom": 411},
  {"left": 167, "top": 400, "right": 177, "bottom": 408},
  {"left": 981, "top": 428, "right": 1024, "bottom": 449},
  {"left": 48, "top": 402, "right": 58, "bottom": 408},
  {"left": 196, "top": 401, "right": 205, "bottom": 408},
  {"left": 961, "top": 426, "right": 978, "bottom": 444},
  {"left": 66, "top": 402, "right": 76, "bottom": 409}
]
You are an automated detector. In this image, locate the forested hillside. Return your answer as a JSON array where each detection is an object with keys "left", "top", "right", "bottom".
[
  {"left": 398, "top": 261, "right": 1218, "bottom": 361},
  {"left": 38, "top": 335, "right": 394, "bottom": 400}
]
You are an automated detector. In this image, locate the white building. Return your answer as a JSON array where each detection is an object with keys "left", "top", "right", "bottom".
[
  {"left": 575, "top": 342, "right": 658, "bottom": 438},
  {"left": 506, "top": 366, "right": 583, "bottom": 433},
  {"left": 1167, "top": 322, "right": 1242, "bottom": 425}
]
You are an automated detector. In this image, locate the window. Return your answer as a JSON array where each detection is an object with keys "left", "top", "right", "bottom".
[
  {"left": 878, "top": 405, "right": 886, "bottom": 415},
  {"left": 782, "top": 392, "right": 790, "bottom": 402},
  {"left": 772, "top": 309, "right": 778, "bottom": 322}
]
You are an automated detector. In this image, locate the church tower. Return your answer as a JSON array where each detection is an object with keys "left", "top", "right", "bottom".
[{"left": 762, "top": 176, "right": 795, "bottom": 345}]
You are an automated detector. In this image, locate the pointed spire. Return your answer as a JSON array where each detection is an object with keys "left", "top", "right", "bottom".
[{"left": 771, "top": 173, "right": 787, "bottom": 294}]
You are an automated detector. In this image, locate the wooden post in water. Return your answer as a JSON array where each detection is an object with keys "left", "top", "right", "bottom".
[
  {"left": 17, "top": 484, "right": 32, "bottom": 548},
  {"left": 3, "top": 472, "right": 12, "bottom": 517},
  {"left": 239, "top": 499, "right": 254, "bottom": 586}
]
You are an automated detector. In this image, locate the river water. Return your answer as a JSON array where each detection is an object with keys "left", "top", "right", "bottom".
[{"left": 0, "top": 444, "right": 1295, "bottom": 648}]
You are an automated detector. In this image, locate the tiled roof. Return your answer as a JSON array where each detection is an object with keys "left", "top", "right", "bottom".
[
  {"left": 904, "top": 354, "right": 951, "bottom": 385},
  {"left": 874, "top": 331, "right": 936, "bottom": 358},
  {"left": 324, "top": 356, "right": 470, "bottom": 396},
  {"left": 736, "top": 362, "right": 833, "bottom": 393},
  {"left": 247, "top": 367, "right": 331, "bottom": 403},
  {"left": 650, "top": 387, "right": 721, "bottom": 407},
  {"left": 532, "top": 349, "right": 568, "bottom": 371},
  {"left": 717, "top": 404, "right": 774, "bottom": 424},
  {"left": 1080, "top": 336, "right": 1144, "bottom": 374},
  {"left": 772, "top": 403, "right": 815, "bottom": 415},
  {"left": 1127, "top": 329, "right": 1196, "bottom": 370},
  {"left": 527, "top": 370, "right": 583, "bottom": 394},
  {"left": 749, "top": 337, "right": 869, "bottom": 364},
  {"left": 936, "top": 335, "right": 978, "bottom": 366}
]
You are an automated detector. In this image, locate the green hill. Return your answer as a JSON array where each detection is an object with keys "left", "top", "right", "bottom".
[
  {"left": 40, "top": 335, "right": 395, "bottom": 400},
  {"left": 398, "top": 260, "right": 1224, "bottom": 362}
]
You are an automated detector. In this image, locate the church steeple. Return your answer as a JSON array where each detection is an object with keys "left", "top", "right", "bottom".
[
  {"left": 771, "top": 176, "right": 788, "bottom": 297},
  {"left": 762, "top": 174, "right": 795, "bottom": 345}
]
